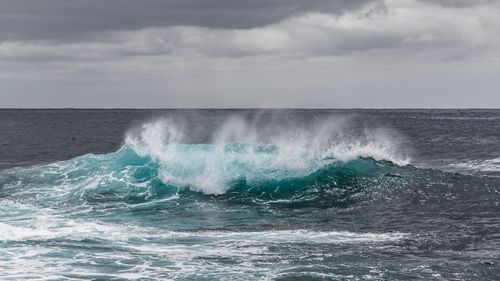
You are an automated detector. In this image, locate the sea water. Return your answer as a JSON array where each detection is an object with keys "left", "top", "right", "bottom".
[{"left": 0, "top": 109, "right": 499, "bottom": 280}]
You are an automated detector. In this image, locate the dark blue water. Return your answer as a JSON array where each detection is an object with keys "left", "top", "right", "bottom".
[{"left": 0, "top": 109, "right": 499, "bottom": 280}]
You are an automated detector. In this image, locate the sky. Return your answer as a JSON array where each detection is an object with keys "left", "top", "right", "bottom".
[{"left": 0, "top": 0, "right": 499, "bottom": 108}]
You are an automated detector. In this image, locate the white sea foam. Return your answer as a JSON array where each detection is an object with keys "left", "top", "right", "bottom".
[
  {"left": 125, "top": 115, "right": 410, "bottom": 194},
  {"left": 0, "top": 216, "right": 404, "bottom": 279},
  {"left": 0, "top": 194, "right": 406, "bottom": 280},
  {"left": 0, "top": 221, "right": 405, "bottom": 280},
  {"left": 0, "top": 217, "right": 405, "bottom": 244},
  {"left": 450, "top": 157, "right": 500, "bottom": 174}
]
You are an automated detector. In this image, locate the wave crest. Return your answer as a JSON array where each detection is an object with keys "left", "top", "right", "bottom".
[
  {"left": 125, "top": 116, "right": 410, "bottom": 194},
  {"left": 0, "top": 114, "right": 412, "bottom": 211}
]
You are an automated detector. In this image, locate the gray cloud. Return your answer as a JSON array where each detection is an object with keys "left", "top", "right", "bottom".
[
  {"left": 418, "top": 0, "right": 498, "bottom": 7},
  {"left": 1, "top": 0, "right": 500, "bottom": 108},
  {"left": 3, "top": 0, "right": 499, "bottom": 63},
  {"left": 0, "top": 0, "right": 375, "bottom": 42}
]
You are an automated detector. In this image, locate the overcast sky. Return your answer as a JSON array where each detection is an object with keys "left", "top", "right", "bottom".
[{"left": 1, "top": 0, "right": 499, "bottom": 108}]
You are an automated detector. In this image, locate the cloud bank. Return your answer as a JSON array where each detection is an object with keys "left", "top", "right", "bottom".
[{"left": 0, "top": 0, "right": 499, "bottom": 107}]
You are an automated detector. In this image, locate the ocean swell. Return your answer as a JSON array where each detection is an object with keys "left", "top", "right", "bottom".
[
  {"left": 125, "top": 117, "right": 410, "bottom": 195},
  {"left": 0, "top": 116, "right": 412, "bottom": 210}
]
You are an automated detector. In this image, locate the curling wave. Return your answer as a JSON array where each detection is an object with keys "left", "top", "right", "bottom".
[
  {"left": 0, "top": 116, "right": 423, "bottom": 215},
  {"left": 124, "top": 117, "right": 410, "bottom": 194},
  {"left": 0, "top": 144, "right": 408, "bottom": 207}
]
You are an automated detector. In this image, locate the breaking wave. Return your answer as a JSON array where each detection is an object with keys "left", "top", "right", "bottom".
[
  {"left": 0, "top": 115, "right": 413, "bottom": 207},
  {"left": 124, "top": 117, "right": 410, "bottom": 195}
]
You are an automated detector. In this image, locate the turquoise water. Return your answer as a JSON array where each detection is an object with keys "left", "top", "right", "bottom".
[
  {"left": 1, "top": 111, "right": 500, "bottom": 280},
  {"left": 0, "top": 143, "right": 411, "bottom": 279}
]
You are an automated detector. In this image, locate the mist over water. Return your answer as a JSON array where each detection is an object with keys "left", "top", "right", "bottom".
[
  {"left": 125, "top": 114, "right": 409, "bottom": 194},
  {"left": 0, "top": 109, "right": 499, "bottom": 280}
]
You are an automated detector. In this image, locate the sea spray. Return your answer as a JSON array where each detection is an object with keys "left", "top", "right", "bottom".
[
  {"left": 2, "top": 109, "right": 500, "bottom": 280},
  {"left": 125, "top": 114, "right": 410, "bottom": 194}
]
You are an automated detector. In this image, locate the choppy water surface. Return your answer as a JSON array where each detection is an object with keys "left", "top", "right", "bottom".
[{"left": 0, "top": 109, "right": 499, "bottom": 280}]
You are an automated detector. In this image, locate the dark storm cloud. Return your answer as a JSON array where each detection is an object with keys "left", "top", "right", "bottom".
[
  {"left": 0, "top": 0, "right": 375, "bottom": 42},
  {"left": 1, "top": 0, "right": 499, "bottom": 63},
  {"left": 0, "top": 0, "right": 500, "bottom": 108}
]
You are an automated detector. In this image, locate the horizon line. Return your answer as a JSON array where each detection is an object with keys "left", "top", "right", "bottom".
[{"left": 0, "top": 107, "right": 499, "bottom": 110}]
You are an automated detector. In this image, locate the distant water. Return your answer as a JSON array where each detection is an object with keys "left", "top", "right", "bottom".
[{"left": 0, "top": 109, "right": 499, "bottom": 280}]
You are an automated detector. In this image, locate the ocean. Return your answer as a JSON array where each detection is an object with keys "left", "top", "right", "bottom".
[{"left": 0, "top": 109, "right": 499, "bottom": 280}]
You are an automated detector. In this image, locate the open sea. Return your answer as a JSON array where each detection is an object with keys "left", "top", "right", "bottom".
[{"left": 0, "top": 109, "right": 499, "bottom": 280}]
